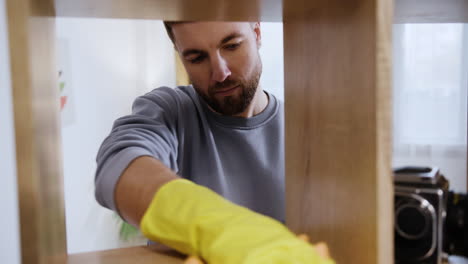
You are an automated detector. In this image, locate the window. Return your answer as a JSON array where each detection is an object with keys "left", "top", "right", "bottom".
[{"left": 393, "top": 24, "right": 468, "bottom": 192}]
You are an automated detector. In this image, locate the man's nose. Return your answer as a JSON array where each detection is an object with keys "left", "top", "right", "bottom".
[{"left": 211, "top": 53, "right": 231, "bottom": 83}]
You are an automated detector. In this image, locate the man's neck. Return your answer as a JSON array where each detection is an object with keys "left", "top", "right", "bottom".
[{"left": 233, "top": 86, "right": 269, "bottom": 118}]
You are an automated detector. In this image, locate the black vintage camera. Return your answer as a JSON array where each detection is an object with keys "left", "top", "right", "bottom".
[{"left": 394, "top": 166, "right": 468, "bottom": 264}]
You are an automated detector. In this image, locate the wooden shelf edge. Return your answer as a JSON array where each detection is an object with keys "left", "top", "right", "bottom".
[
  {"left": 55, "top": 0, "right": 468, "bottom": 23},
  {"left": 66, "top": 246, "right": 184, "bottom": 264},
  {"left": 54, "top": 0, "right": 283, "bottom": 21},
  {"left": 394, "top": 0, "right": 468, "bottom": 23}
]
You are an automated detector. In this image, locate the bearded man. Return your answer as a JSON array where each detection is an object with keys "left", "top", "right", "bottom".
[{"left": 95, "top": 21, "right": 333, "bottom": 264}]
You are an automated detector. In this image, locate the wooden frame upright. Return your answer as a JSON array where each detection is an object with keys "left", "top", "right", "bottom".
[
  {"left": 283, "top": 1, "right": 393, "bottom": 263},
  {"left": 5, "top": 0, "right": 468, "bottom": 263},
  {"left": 6, "top": 1, "right": 66, "bottom": 263}
]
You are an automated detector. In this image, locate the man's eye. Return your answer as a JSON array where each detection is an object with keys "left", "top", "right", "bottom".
[
  {"left": 188, "top": 55, "right": 206, "bottom": 64},
  {"left": 224, "top": 43, "right": 241, "bottom": 51}
]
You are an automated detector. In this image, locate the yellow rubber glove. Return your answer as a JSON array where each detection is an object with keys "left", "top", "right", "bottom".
[
  {"left": 183, "top": 235, "right": 332, "bottom": 264},
  {"left": 140, "top": 179, "right": 335, "bottom": 264}
]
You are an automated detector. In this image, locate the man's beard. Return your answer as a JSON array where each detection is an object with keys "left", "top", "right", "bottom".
[{"left": 194, "top": 62, "right": 262, "bottom": 116}]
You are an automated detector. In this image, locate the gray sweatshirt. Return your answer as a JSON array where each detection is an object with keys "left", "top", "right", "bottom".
[{"left": 95, "top": 85, "right": 285, "bottom": 221}]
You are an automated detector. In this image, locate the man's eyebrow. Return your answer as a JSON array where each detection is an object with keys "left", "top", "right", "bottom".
[
  {"left": 181, "top": 32, "right": 244, "bottom": 57},
  {"left": 220, "top": 32, "right": 243, "bottom": 45},
  {"left": 182, "top": 49, "right": 204, "bottom": 58}
]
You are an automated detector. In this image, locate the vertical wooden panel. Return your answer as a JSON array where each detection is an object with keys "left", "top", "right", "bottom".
[
  {"left": 283, "top": 0, "right": 393, "bottom": 263},
  {"left": 6, "top": 0, "right": 67, "bottom": 263}
]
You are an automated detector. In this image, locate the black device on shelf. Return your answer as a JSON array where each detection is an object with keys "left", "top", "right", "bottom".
[{"left": 394, "top": 166, "right": 468, "bottom": 264}]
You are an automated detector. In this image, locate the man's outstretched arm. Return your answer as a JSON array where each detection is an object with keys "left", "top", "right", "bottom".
[
  {"left": 113, "top": 156, "right": 334, "bottom": 264},
  {"left": 114, "top": 156, "right": 178, "bottom": 227}
]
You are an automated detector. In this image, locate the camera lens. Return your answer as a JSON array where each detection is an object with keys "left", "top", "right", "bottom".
[
  {"left": 396, "top": 203, "right": 431, "bottom": 240},
  {"left": 395, "top": 194, "right": 437, "bottom": 262}
]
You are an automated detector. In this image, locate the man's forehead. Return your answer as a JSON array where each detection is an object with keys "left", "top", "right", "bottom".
[{"left": 172, "top": 22, "right": 253, "bottom": 50}]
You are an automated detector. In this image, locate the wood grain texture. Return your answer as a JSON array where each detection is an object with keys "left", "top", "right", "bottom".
[
  {"left": 283, "top": 0, "right": 393, "bottom": 263},
  {"left": 394, "top": 0, "right": 468, "bottom": 23},
  {"left": 55, "top": 0, "right": 468, "bottom": 22},
  {"left": 55, "top": 0, "right": 283, "bottom": 22},
  {"left": 6, "top": 0, "right": 67, "bottom": 263},
  {"left": 66, "top": 246, "right": 184, "bottom": 264},
  {"left": 376, "top": 0, "right": 394, "bottom": 263}
]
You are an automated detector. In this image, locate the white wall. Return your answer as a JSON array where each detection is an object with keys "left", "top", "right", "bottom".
[
  {"left": 57, "top": 18, "right": 176, "bottom": 253},
  {"left": 0, "top": 0, "right": 21, "bottom": 263},
  {"left": 259, "top": 23, "right": 284, "bottom": 101},
  {"left": 392, "top": 24, "right": 468, "bottom": 192}
]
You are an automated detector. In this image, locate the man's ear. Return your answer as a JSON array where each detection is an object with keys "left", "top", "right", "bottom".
[{"left": 252, "top": 22, "right": 261, "bottom": 48}]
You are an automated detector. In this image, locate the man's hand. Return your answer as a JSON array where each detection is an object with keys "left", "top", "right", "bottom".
[
  {"left": 140, "top": 179, "right": 335, "bottom": 264},
  {"left": 298, "top": 234, "right": 331, "bottom": 259},
  {"left": 183, "top": 234, "right": 332, "bottom": 264}
]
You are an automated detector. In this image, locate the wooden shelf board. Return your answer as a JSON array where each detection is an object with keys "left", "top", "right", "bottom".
[
  {"left": 394, "top": 0, "right": 468, "bottom": 23},
  {"left": 66, "top": 246, "right": 184, "bottom": 264},
  {"left": 55, "top": 0, "right": 468, "bottom": 23},
  {"left": 55, "top": 0, "right": 283, "bottom": 21}
]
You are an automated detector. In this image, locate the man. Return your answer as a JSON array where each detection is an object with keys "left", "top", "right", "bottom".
[{"left": 95, "top": 21, "right": 333, "bottom": 263}]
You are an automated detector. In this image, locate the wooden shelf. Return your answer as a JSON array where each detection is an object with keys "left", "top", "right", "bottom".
[
  {"left": 55, "top": 0, "right": 468, "bottom": 23},
  {"left": 394, "top": 0, "right": 468, "bottom": 23},
  {"left": 55, "top": 0, "right": 283, "bottom": 21},
  {"left": 8, "top": 0, "right": 467, "bottom": 263},
  {"left": 66, "top": 246, "right": 183, "bottom": 264}
]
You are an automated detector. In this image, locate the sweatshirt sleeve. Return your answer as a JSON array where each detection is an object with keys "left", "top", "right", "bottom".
[{"left": 94, "top": 87, "right": 180, "bottom": 212}]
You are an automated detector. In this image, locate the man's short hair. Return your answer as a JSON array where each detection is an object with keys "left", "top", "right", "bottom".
[
  {"left": 163, "top": 21, "right": 189, "bottom": 44},
  {"left": 164, "top": 21, "right": 258, "bottom": 46}
]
